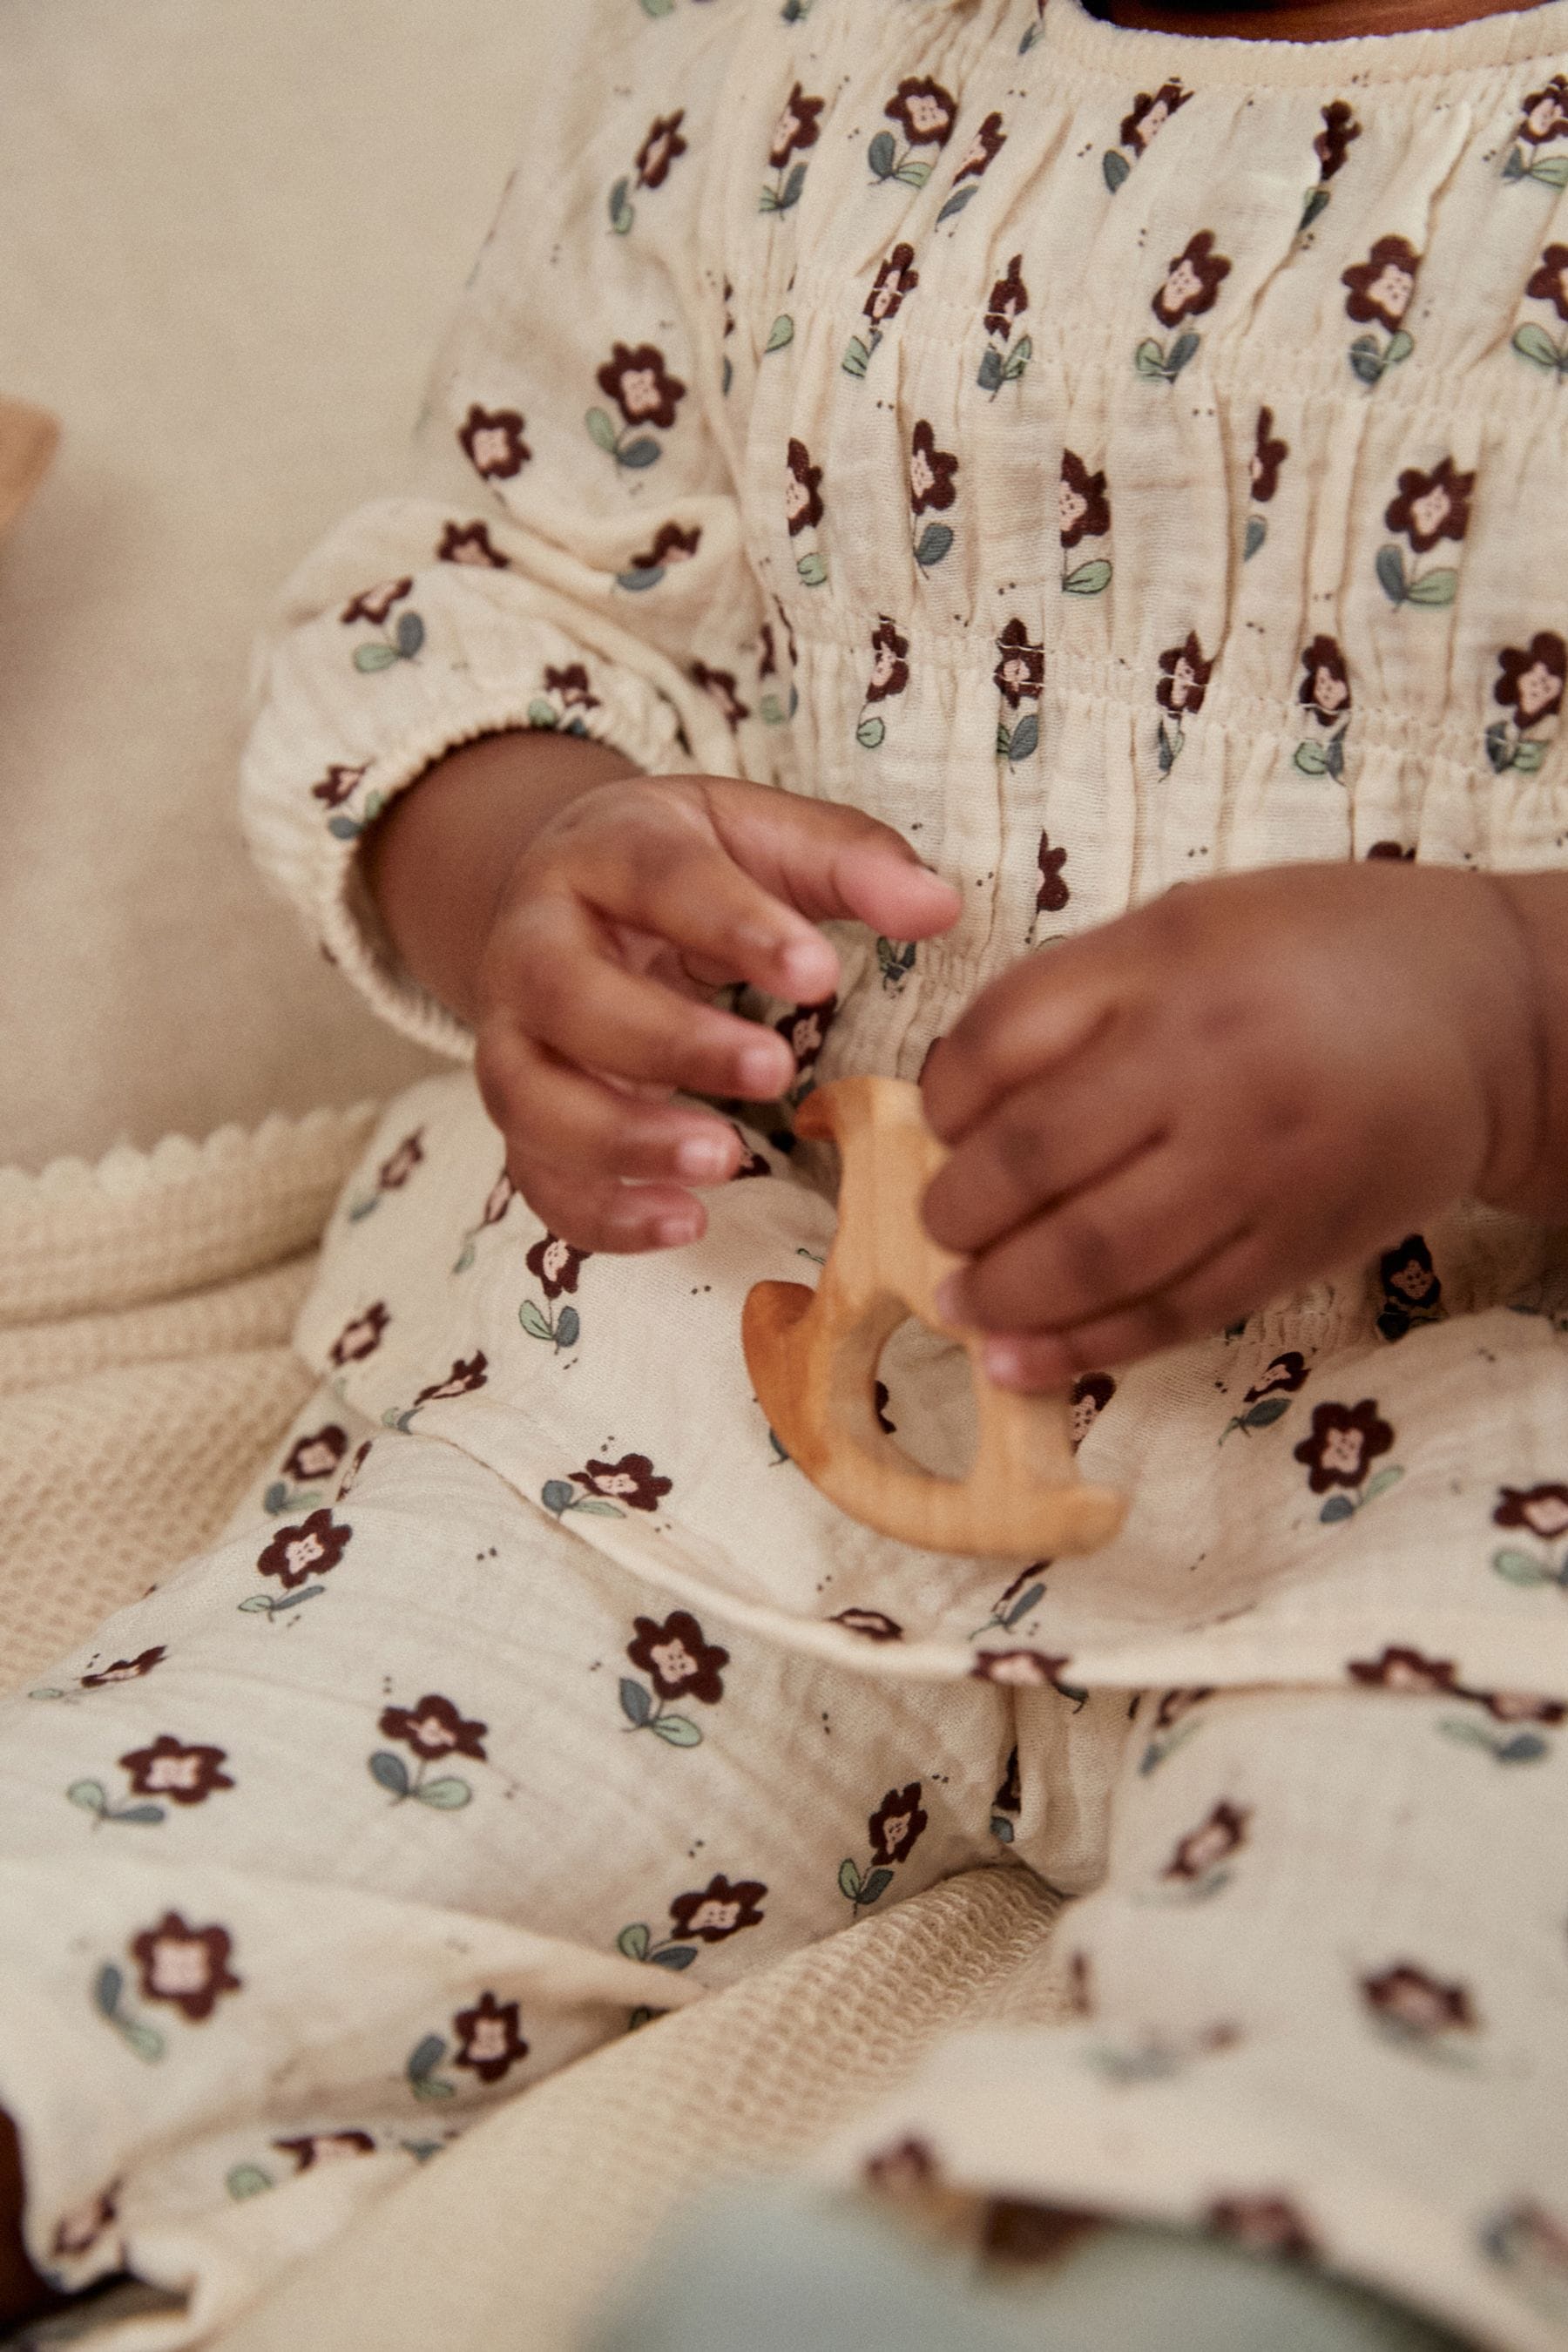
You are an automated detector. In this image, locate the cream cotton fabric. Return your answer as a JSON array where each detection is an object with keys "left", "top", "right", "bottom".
[{"left": 8, "top": 0, "right": 1568, "bottom": 2343}]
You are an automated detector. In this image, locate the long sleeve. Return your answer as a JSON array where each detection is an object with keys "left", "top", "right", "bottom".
[{"left": 240, "top": 0, "right": 769, "bottom": 1057}]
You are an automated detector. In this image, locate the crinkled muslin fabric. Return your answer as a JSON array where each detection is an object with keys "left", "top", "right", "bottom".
[{"left": 7, "top": 0, "right": 1568, "bottom": 2341}]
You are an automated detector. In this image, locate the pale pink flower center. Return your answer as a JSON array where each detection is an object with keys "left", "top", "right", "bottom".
[
  {"left": 1321, "top": 1429, "right": 1364, "bottom": 1476},
  {"left": 903, "top": 94, "right": 950, "bottom": 138},
  {"left": 286, "top": 1533, "right": 325, "bottom": 1574},
  {"left": 774, "top": 105, "right": 800, "bottom": 152},
  {"left": 1168, "top": 659, "right": 1197, "bottom": 706},
  {"left": 1162, "top": 258, "right": 1204, "bottom": 312},
  {"left": 152, "top": 1941, "right": 211, "bottom": 1996},
  {"left": 468, "top": 2017, "right": 510, "bottom": 2061},
  {"left": 619, "top": 368, "right": 664, "bottom": 419},
  {"left": 1314, "top": 669, "right": 1348, "bottom": 713},
  {"left": 651, "top": 1639, "right": 697, "bottom": 1685},
  {"left": 1517, "top": 661, "right": 1559, "bottom": 719},
  {"left": 148, "top": 1754, "right": 203, "bottom": 1790},
  {"left": 543, "top": 1240, "right": 569, "bottom": 1280},
  {"left": 1410, "top": 486, "right": 1450, "bottom": 538},
  {"left": 1071, "top": 1400, "right": 1096, "bottom": 1443},
  {"left": 415, "top": 1713, "right": 457, "bottom": 1748},
  {"left": 871, "top": 646, "right": 897, "bottom": 689},
  {"left": 1143, "top": 100, "right": 1171, "bottom": 136},
  {"left": 793, "top": 1016, "right": 823, "bottom": 1056},
  {"left": 297, "top": 1443, "right": 336, "bottom": 1477},
  {"left": 472, "top": 428, "right": 511, "bottom": 472},
  {"left": 690, "top": 1899, "right": 740, "bottom": 1933},
  {"left": 596, "top": 1472, "right": 640, "bottom": 1496},
  {"left": 910, "top": 447, "right": 935, "bottom": 501},
  {"left": 989, "top": 1655, "right": 1049, "bottom": 1683},
  {"left": 1367, "top": 264, "right": 1413, "bottom": 319},
  {"left": 1386, "top": 1984, "right": 1445, "bottom": 2031},
  {"left": 1183, "top": 1822, "right": 1232, "bottom": 1872},
  {"left": 1003, "top": 657, "right": 1031, "bottom": 687},
  {"left": 1058, "top": 482, "right": 1086, "bottom": 537},
  {"left": 1526, "top": 1496, "right": 1568, "bottom": 1535},
  {"left": 881, "top": 1814, "right": 910, "bottom": 1851},
  {"left": 784, "top": 475, "right": 812, "bottom": 522}
]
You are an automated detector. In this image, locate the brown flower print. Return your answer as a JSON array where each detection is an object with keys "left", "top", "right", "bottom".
[
  {"left": 909, "top": 422, "right": 958, "bottom": 517},
  {"left": 1122, "top": 83, "right": 1191, "bottom": 153},
  {"left": 984, "top": 254, "right": 1029, "bottom": 338},
  {"left": 1157, "top": 633, "right": 1212, "bottom": 716},
  {"left": 597, "top": 343, "right": 686, "bottom": 432},
  {"left": 1497, "top": 632, "right": 1567, "bottom": 723},
  {"left": 1348, "top": 1645, "right": 1459, "bottom": 1694},
  {"left": 1384, "top": 457, "right": 1474, "bottom": 555},
  {"left": 884, "top": 77, "right": 957, "bottom": 149},
  {"left": 483, "top": 1172, "right": 515, "bottom": 1227},
  {"left": 544, "top": 663, "right": 598, "bottom": 711},
  {"left": 1164, "top": 1800, "right": 1249, "bottom": 1881},
  {"left": 273, "top": 2132, "right": 375, "bottom": 2173},
  {"left": 572, "top": 1454, "right": 672, "bottom": 1512},
  {"left": 131, "top": 1911, "right": 240, "bottom": 2022},
  {"left": 1342, "top": 235, "right": 1421, "bottom": 334},
  {"left": 283, "top": 1425, "right": 348, "bottom": 1483},
  {"left": 329, "top": 1301, "right": 389, "bottom": 1367},
  {"left": 80, "top": 1647, "right": 166, "bottom": 1688},
  {"left": 1367, "top": 840, "right": 1416, "bottom": 861},
  {"left": 866, "top": 245, "right": 919, "bottom": 330},
  {"left": 1037, "top": 833, "right": 1070, "bottom": 916},
  {"left": 953, "top": 110, "right": 1005, "bottom": 184},
  {"left": 995, "top": 618, "right": 1044, "bottom": 706},
  {"left": 1244, "top": 1352, "right": 1308, "bottom": 1403},
  {"left": 412, "top": 1353, "right": 488, "bottom": 1408},
  {"left": 436, "top": 519, "right": 509, "bottom": 569},
  {"left": 311, "top": 764, "right": 367, "bottom": 809},
  {"left": 1058, "top": 452, "right": 1110, "bottom": 550},
  {"left": 1251, "top": 409, "right": 1288, "bottom": 504},
  {"left": 690, "top": 661, "right": 750, "bottom": 731},
  {"left": 1299, "top": 636, "right": 1351, "bottom": 722},
  {"left": 1494, "top": 1483, "right": 1568, "bottom": 1538},
  {"left": 1362, "top": 1963, "right": 1477, "bottom": 2039},
  {"left": 119, "top": 1735, "right": 234, "bottom": 1805},
  {"left": 830, "top": 1607, "right": 905, "bottom": 1642},
  {"left": 866, "top": 617, "right": 910, "bottom": 704},
  {"left": 51, "top": 2183, "right": 121, "bottom": 2262},
  {"left": 1519, "top": 76, "right": 1568, "bottom": 145},
  {"left": 338, "top": 1439, "right": 372, "bottom": 1500},
  {"left": 775, "top": 994, "right": 836, "bottom": 1073},
  {"left": 626, "top": 1611, "right": 729, "bottom": 1705},
  {"left": 256, "top": 1507, "right": 353, "bottom": 1591},
  {"left": 381, "top": 1693, "right": 489, "bottom": 1761},
  {"left": 868, "top": 1782, "right": 928, "bottom": 1867},
  {"left": 1294, "top": 1399, "right": 1394, "bottom": 1493},
  {"left": 1208, "top": 2197, "right": 1319, "bottom": 2261},
  {"left": 1308, "top": 110, "right": 1362, "bottom": 201},
  {"left": 457, "top": 404, "right": 530, "bottom": 480},
  {"left": 770, "top": 83, "right": 823, "bottom": 167},
  {"left": 1153, "top": 1686, "right": 1214, "bottom": 1730},
  {"left": 1478, "top": 1689, "right": 1566, "bottom": 1724},
  {"left": 341, "top": 578, "right": 412, "bottom": 627},
  {"left": 669, "top": 1873, "right": 767, "bottom": 1943},
  {"left": 635, "top": 109, "right": 686, "bottom": 189},
  {"left": 453, "top": 1990, "right": 529, "bottom": 2084},
  {"left": 1152, "top": 231, "right": 1231, "bottom": 328},
  {"left": 526, "top": 1234, "right": 587, "bottom": 1300},
  {"left": 864, "top": 2137, "right": 939, "bottom": 2196},
  {"left": 785, "top": 439, "right": 824, "bottom": 537},
  {"left": 1070, "top": 1370, "right": 1114, "bottom": 1446},
  {"left": 629, "top": 521, "right": 701, "bottom": 572},
  {"left": 378, "top": 1130, "right": 424, "bottom": 1190}
]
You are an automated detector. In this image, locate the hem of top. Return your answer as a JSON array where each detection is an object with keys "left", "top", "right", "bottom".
[
  {"left": 312, "top": 691, "right": 675, "bottom": 1064},
  {"left": 1039, "top": 0, "right": 1568, "bottom": 84}
]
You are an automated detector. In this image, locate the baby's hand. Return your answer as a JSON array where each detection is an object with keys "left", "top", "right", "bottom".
[
  {"left": 920, "top": 863, "right": 1537, "bottom": 1387},
  {"left": 477, "top": 773, "right": 959, "bottom": 1251}
]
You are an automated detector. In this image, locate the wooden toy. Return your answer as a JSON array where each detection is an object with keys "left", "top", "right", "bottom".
[
  {"left": 743, "top": 1077, "right": 1125, "bottom": 1558},
  {"left": 0, "top": 397, "right": 59, "bottom": 544}
]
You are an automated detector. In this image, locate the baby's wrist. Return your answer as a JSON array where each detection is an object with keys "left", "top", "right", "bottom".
[{"left": 1469, "top": 871, "right": 1568, "bottom": 1220}]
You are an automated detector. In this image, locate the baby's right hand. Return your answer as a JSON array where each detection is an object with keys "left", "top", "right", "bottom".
[{"left": 474, "top": 773, "right": 960, "bottom": 1252}]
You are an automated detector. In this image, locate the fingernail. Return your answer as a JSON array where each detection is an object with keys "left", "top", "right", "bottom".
[
  {"left": 934, "top": 1273, "right": 966, "bottom": 1322},
  {"left": 778, "top": 938, "right": 823, "bottom": 991},
  {"left": 982, "top": 1336, "right": 1027, "bottom": 1386},
  {"left": 676, "top": 1135, "right": 731, "bottom": 1180},
  {"left": 739, "top": 1043, "right": 785, "bottom": 1093},
  {"left": 654, "top": 1213, "right": 700, "bottom": 1247}
]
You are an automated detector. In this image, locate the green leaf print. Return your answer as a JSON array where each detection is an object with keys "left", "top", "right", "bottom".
[
  {"left": 226, "top": 2166, "right": 274, "bottom": 2200},
  {"left": 859, "top": 1868, "right": 895, "bottom": 1906},
  {"left": 95, "top": 1963, "right": 124, "bottom": 2017},
  {"left": 555, "top": 1306, "right": 581, "bottom": 1350},
  {"left": 867, "top": 130, "right": 896, "bottom": 180},
  {"left": 1361, "top": 1465, "right": 1403, "bottom": 1505},
  {"left": 1375, "top": 545, "right": 1408, "bottom": 605},
  {"left": 526, "top": 697, "right": 559, "bottom": 728},
  {"left": 1103, "top": 150, "right": 1131, "bottom": 193},
  {"left": 780, "top": 161, "right": 808, "bottom": 212},
  {"left": 914, "top": 522, "right": 954, "bottom": 570},
  {"left": 67, "top": 1780, "right": 107, "bottom": 1814},
  {"left": 765, "top": 314, "right": 794, "bottom": 352},
  {"left": 415, "top": 1777, "right": 472, "bottom": 1809},
  {"left": 618, "top": 1923, "right": 651, "bottom": 1960},
  {"left": 894, "top": 160, "right": 931, "bottom": 188},
  {"left": 796, "top": 551, "right": 828, "bottom": 586},
  {"left": 585, "top": 407, "right": 618, "bottom": 453},
  {"left": 1405, "top": 569, "right": 1457, "bottom": 608},
  {"left": 617, "top": 564, "right": 666, "bottom": 591},
  {"left": 1294, "top": 742, "right": 1330, "bottom": 776},
  {"left": 1062, "top": 559, "right": 1112, "bottom": 596},
  {"left": 369, "top": 1750, "right": 411, "bottom": 1798},
  {"left": 1244, "top": 516, "right": 1267, "bottom": 560},
  {"left": 977, "top": 345, "right": 1004, "bottom": 393},
  {"left": 395, "top": 612, "right": 424, "bottom": 659},
  {"left": 542, "top": 1480, "right": 576, "bottom": 1517},
  {"left": 839, "top": 1858, "right": 863, "bottom": 1902},
  {"left": 842, "top": 335, "right": 871, "bottom": 379},
  {"left": 354, "top": 643, "right": 400, "bottom": 673},
  {"left": 856, "top": 716, "right": 886, "bottom": 749},
  {"left": 650, "top": 1714, "right": 701, "bottom": 1747},
  {"left": 1004, "top": 336, "right": 1032, "bottom": 381},
  {"left": 1300, "top": 185, "right": 1331, "bottom": 231},
  {"left": 640, "top": 0, "right": 676, "bottom": 13},
  {"left": 1491, "top": 1546, "right": 1552, "bottom": 1585},
  {"left": 519, "top": 1301, "right": 553, "bottom": 1342},
  {"left": 1007, "top": 713, "right": 1040, "bottom": 764},
  {"left": 1512, "top": 322, "right": 1567, "bottom": 373},
  {"left": 1320, "top": 1493, "right": 1355, "bottom": 1524},
  {"left": 618, "top": 437, "right": 661, "bottom": 470},
  {"left": 650, "top": 1943, "right": 698, "bottom": 1970},
  {"left": 609, "top": 177, "right": 633, "bottom": 236},
  {"left": 936, "top": 184, "right": 978, "bottom": 225},
  {"left": 572, "top": 1497, "right": 625, "bottom": 1517},
  {"left": 619, "top": 1677, "right": 652, "bottom": 1727}
]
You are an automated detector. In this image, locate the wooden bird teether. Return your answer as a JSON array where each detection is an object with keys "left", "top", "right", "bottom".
[{"left": 742, "top": 1077, "right": 1125, "bottom": 1558}]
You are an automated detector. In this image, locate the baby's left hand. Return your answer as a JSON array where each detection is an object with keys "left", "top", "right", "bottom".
[{"left": 920, "top": 862, "right": 1538, "bottom": 1389}]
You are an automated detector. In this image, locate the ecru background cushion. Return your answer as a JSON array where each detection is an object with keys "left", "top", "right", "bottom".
[{"left": 0, "top": 0, "right": 548, "bottom": 1172}]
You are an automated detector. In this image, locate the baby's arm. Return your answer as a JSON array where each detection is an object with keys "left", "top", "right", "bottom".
[{"left": 921, "top": 862, "right": 1561, "bottom": 1385}]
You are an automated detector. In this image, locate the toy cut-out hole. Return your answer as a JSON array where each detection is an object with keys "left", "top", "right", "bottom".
[{"left": 873, "top": 1313, "right": 978, "bottom": 1483}]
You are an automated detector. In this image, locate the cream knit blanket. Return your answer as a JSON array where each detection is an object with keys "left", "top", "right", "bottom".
[{"left": 0, "top": 1110, "right": 1064, "bottom": 2349}]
